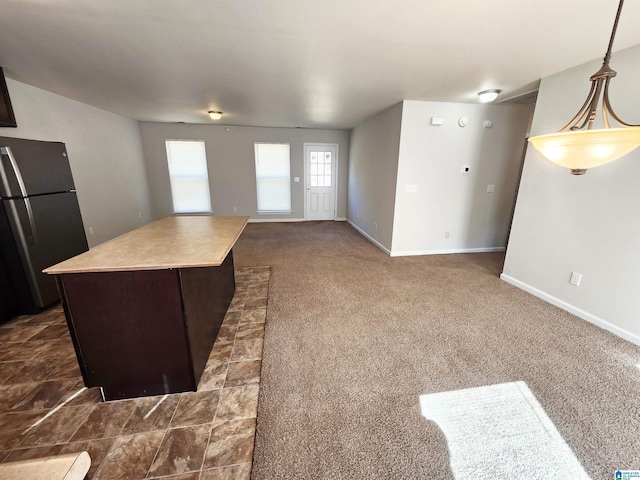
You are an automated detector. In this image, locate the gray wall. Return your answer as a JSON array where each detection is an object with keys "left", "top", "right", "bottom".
[
  {"left": 139, "top": 123, "right": 349, "bottom": 221},
  {"left": 392, "top": 100, "right": 532, "bottom": 255},
  {"left": 347, "top": 102, "right": 404, "bottom": 250},
  {"left": 502, "top": 44, "right": 640, "bottom": 345},
  {"left": 347, "top": 100, "right": 532, "bottom": 255},
  {"left": 4, "top": 78, "right": 152, "bottom": 247}
]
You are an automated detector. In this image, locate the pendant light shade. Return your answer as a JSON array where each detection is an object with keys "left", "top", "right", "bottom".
[
  {"left": 529, "top": 0, "right": 640, "bottom": 175},
  {"left": 529, "top": 128, "right": 640, "bottom": 175}
]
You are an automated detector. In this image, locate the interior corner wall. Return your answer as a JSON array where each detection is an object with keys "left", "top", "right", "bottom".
[
  {"left": 502, "top": 44, "right": 640, "bottom": 346},
  {"left": 347, "top": 102, "right": 403, "bottom": 252},
  {"left": 138, "top": 123, "right": 349, "bottom": 222},
  {"left": 2, "top": 78, "right": 152, "bottom": 247},
  {"left": 390, "top": 100, "right": 532, "bottom": 256}
]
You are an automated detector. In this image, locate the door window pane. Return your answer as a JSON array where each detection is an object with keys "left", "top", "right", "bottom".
[{"left": 310, "top": 150, "right": 331, "bottom": 188}]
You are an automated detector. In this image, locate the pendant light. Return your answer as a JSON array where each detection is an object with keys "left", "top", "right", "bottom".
[{"left": 529, "top": 0, "right": 640, "bottom": 175}]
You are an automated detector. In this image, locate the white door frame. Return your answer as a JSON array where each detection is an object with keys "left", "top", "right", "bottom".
[{"left": 303, "top": 143, "right": 339, "bottom": 221}]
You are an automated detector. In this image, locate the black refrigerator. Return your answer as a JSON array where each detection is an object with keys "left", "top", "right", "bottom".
[{"left": 0, "top": 136, "right": 89, "bottom": 319}]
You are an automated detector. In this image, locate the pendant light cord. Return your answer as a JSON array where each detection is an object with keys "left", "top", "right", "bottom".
[{"left": 603, "top": 0, "right": 624, "bottom": 66}]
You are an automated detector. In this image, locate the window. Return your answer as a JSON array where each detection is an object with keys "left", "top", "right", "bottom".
[
  {"left": 254, "top": 143, "right": 291, "bottom": 213},
  {"left": 310, "top": 150, "right": 332, "bottom": 187},
  {"left": 165, "top": 140, "right": 212, "bottom": 214}
]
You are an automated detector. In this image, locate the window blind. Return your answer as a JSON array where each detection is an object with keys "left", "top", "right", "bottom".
[
  {"left": 165, "top": 140, "right": 212, "bottom": 214},
  {"left": 255, "top": 143, "right": 291, "bottom": 213}
]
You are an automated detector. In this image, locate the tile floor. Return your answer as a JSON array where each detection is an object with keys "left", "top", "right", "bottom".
[{"left": 0, "top": 266, "right": 269, "bottom": 479}]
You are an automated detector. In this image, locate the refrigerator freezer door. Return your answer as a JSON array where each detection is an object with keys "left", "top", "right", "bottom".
[
  {"left": 2, "top": 192, "right": 88, "bottom": 311},
  {"left": 0, "top": 137, "right": 76, "bottom": 197}
]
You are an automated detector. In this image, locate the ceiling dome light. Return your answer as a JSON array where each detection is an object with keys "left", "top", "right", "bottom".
[
  {"left": 208, "top": 111, "right": 223, "bottom": 120},
  {"left": 529, "top": 0, "right": 640, "bottom": 175},
  {"left": 478, "top": 89, "right": 501, "bottom": 103}
]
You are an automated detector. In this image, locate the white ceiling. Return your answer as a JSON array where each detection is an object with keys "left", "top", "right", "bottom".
[{"left": 1, "top": 0, "right": 640, "bottom": 129}]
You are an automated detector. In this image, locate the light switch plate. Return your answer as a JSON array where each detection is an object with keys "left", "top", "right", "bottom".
[{"left": 569, "top": 272, "right": 582, "bottom": 286}]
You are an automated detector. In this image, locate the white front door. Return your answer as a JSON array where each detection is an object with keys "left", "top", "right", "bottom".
[{"left": 305, "top": 143, "right": 337, "bottom": 221}]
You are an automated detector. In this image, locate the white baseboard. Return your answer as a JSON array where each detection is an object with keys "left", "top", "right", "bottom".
[
  {"left": 250, "top": 217, "right": 346, "bottom": 223},
  {"left": 500, "top": 273, "right": 640, "bottom": 347},
  {"left": 346, "top": 220, "right": 506, "bottom": 258},
  {"left": 249, "top": 217, "right": 306, "bottom": 223},
  {"left": 390, "top": 247, "right": 505, "bottom": 257},
  {"left": 347, "top": 220, "right": 392, "bottom": 255}
]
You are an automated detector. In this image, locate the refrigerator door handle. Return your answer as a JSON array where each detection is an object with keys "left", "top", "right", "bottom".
[
  {"left": 0, "top": 146, "right": 15, "bottom": 196},
  {"left": 24, "top": 197, "right": 38, "bottom": 245},
  {"left": 3, "top": 198, "right": 41, "bottom": 304},
  {"left": 1, "top": 146, "right": 37, "bottom": 244},
  {"left": 0, "top": 146, "right": 29, "bottom": 197}
]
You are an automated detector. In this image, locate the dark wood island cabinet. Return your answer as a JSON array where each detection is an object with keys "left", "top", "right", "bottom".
[{"left": 44, "top": 215, "right": 249, "bottom": 401}]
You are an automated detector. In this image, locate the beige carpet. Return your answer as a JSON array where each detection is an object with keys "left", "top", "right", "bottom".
[{"left": 233, "top": 221, "right": 640, "bottom": 479}]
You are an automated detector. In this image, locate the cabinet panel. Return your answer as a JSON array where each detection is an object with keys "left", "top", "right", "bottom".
[
  {"left": 60, "top": 269, "right": 193, "bottom": 400},
  {"left": 180, "top": 251, "right": 235, "bottom": 382}
]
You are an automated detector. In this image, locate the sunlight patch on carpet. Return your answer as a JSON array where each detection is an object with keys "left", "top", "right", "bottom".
[{"left": 419, "top": 381, "right": 591, "bottom": 479}]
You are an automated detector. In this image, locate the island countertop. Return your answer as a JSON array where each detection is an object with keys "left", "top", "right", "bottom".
[{"left": 44, "top": 215, "right": 249, "bottom": 274}]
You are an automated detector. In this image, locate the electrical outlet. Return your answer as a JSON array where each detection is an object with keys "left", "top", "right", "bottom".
[
  {"left": 88, "top": 227, "right": 94, "bottom": 236},
  {"left": 374, "top": 222, "right": 378, "bottom": 230},
  {"left": 445, "top": 231, "right": 450, "bottom": 238},
  {"left": 137, "top": 210, "right": 142, "bottom": 218},
  {"left": 233, "top": 207, "right": 238, "bottom": 213}
]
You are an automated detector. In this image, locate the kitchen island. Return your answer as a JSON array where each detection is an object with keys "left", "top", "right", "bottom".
[{"left": 44, "top": 215, "right": 249, "bottom": 401}]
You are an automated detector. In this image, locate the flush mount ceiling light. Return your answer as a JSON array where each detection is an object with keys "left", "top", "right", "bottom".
[
  {"left": 529, "top": 0, "right": 640, "bottom": 175},
  {"left": 478, "top": 89, "right": 501, "bottom": 103},
  {"left": 208, "top": 111, "right": 223, "bottom": 120}
]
